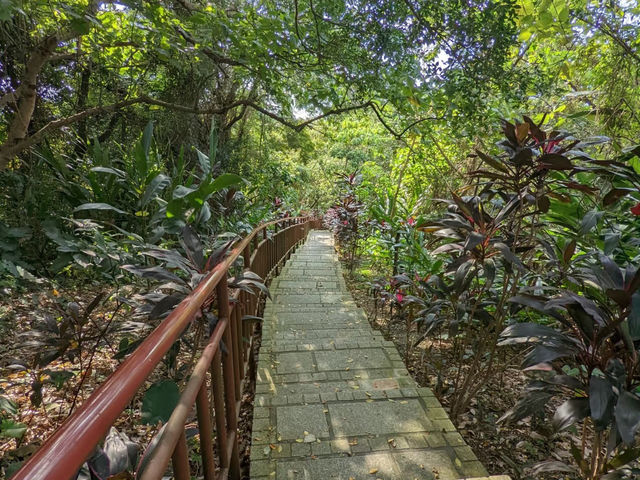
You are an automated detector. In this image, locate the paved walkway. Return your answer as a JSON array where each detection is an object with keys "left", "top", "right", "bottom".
[{"left": 251, "top": 231, "right": 508, "bottom": 480}]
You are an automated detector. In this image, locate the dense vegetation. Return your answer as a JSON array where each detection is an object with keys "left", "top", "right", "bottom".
[{"left": 1, "top": 0, "right": 640, "bottom": 479}]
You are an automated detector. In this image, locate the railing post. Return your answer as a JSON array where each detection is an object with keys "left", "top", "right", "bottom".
[
  {"left": 275, "top": 229, "right": 280, "bottom": 275},
  {"left": 230, "top": 298, "right": 242, "bottom": 401},
  {"left": 234, "top": 299, "right": 244, "bottom": 391},
  {"left": 171, "top": 430, "right": 191, "bottom": 480},
  {"left": 196, "top": 382, "right": 216, "bottom": 480},
  {"left": 217, "top": 276, "right": 241, "bottom": 480},
  {"left": 211, "top": 349, "right": 228, "bottom": 470},
  {"left": 243, "top": 244, "right": 251, "bottom": 270}
]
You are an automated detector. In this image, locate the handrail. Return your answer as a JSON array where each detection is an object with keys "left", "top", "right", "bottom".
[{"left": 14, "top": 215, "right": 321, "bottom": 480}]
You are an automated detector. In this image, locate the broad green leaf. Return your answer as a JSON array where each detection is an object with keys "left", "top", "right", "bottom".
[
  {"left": 518, "top": 29, "right": 533, "bottom": 42},
  {"left": 74, "top": 203, "right": 128, "bottom": 215},
  {"left": 538, "top": 10, "right": 553, "bottom": 28},
  {"left": 205, "top": 173, "right": 244, "bottom": 194},
  {"left": 0, "top": 419, "right": 26, "bottom": 439},
  {"left": 90, "top": 166, "right": 127, "bottom": 178},
  {"left": 141, "top": 174, "right": 170, "bottom": 207},
  {"left": 0, "top": 396, "right": 17, "bottom": 416},
  {"left": 141, "top": 380, "right": 180, "bottom": 425},
  {"left": 558, "top": 7, "right": 569, "bottom": 22},
  {"left": 195, "top": 148, "right": 211, "bottom": 177},
  {"left": 142, "top": 121, "right": 154, "bottom": 160}
]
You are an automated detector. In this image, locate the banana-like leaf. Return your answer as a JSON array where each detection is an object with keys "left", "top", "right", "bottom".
[
  {"left": 615, "top": 391, "right": 640, "bottom": 445},
  {"left": 121, "top": 265, "right": 187, "bottom": 286},
  {"left": 140, "top": 174, "right": 170, "bottom": 207},
  {"left": 180, "top": 225, "right": 204, "bottom": 271},
  {"left": 553, "top": 397, "right": 590, "bottom": 431},
  {"left": 74, "top": 203, "right": 127, "bottom": 215}
]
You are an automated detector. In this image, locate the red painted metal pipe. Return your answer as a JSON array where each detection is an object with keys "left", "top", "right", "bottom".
[
  {"left": 12, "top": 216, "right": 313, "bottom": 480},
  {"left": 139, "top": 317, "right": 228, "bottom": 480}
]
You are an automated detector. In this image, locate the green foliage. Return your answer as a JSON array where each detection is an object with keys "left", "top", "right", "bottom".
[
  {"left": 0, "top": 123, "right": 247, "bottom": 282},
  {"left": 0, "top": 396, "right": 24, "bottom": 440},
  {"left": 327, "top": 111, "right": 640, "bottom": 479},
  {"left": 325, "top": 172, "right": 365, "bottom": 271},
  {"left": 141, "top": 380, "right": 180, "bottom": 425}
]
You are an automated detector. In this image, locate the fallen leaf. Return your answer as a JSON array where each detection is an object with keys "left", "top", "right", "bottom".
[{"left": 369, "top": 468, "right": 379, "bottom": 474}]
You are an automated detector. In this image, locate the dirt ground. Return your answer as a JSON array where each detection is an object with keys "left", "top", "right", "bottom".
[{"left": 0, "top": 283, "right": 260, "bottom": 479}]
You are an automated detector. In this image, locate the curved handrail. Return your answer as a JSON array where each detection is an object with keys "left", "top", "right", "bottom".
[{"left": 13, "top": 216, "right": 317, "bottom": 480}]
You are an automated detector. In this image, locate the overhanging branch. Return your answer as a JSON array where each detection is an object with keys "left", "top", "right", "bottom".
[
  {"left": 1, "top": 94, "right": 438, "bottom": 168},
  {"left": 0, "top": 96, "right": 372, "bottom": 166}
]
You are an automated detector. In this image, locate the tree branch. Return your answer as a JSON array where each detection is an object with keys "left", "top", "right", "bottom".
[
  {"left": 0, "top": 95, "right": 376, "bottom": 167},
  {"left": 174, "top": 26, "right": 251, "bottom": 69},
  {"left": 1, "top": 91, "right": 437, "bottom": 168},
  {"left": 577, "top": 13, "right": 640, "bottom": 65},
  {"left": 369, "top": 102, "right": 440, "bottom": 139}
]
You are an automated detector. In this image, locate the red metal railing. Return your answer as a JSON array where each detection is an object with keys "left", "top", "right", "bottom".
[{"left": 13, "top": 216, "right": 320, "bottom": 480}]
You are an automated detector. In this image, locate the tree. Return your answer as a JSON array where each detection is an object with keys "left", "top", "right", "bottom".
[{"left": 0, "top": 0, "right": 518, "bottom": 169}]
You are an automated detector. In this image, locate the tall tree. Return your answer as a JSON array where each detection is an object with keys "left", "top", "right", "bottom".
[{"left": 0, "top": 0, "right": 517, "bottom": 168}]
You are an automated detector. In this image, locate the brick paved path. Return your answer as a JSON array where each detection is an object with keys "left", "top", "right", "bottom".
[{"left": 250, "top": 231, "right": 509, "bottom": 480}]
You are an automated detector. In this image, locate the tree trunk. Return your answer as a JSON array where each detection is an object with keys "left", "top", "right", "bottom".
[
  {"left": 0, "top": 35, "right": 59, "bottom": 169},
  {"left": 74, "top": 61, "right": 92, "bottom": 157}
]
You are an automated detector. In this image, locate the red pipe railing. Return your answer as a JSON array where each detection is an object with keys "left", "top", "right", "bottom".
[{"left": 13, "top": 216, "right": 321, "bottom": 480}]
